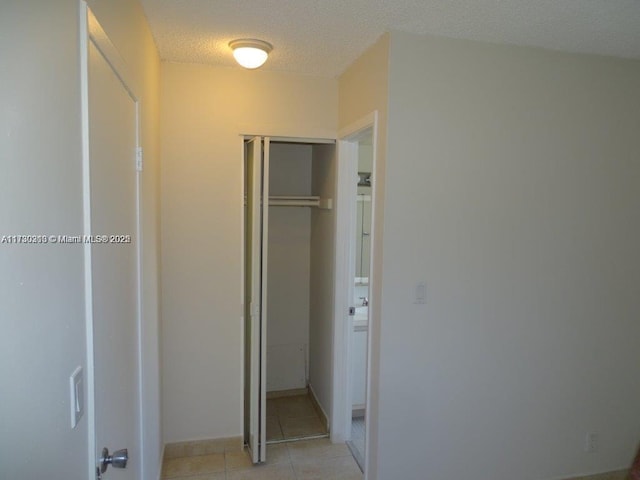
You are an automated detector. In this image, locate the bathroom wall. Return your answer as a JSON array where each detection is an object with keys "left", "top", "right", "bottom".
[
  {"left": 353, "top": 285, "right": 369, "bottom": 306},
  {"left": 358, "top": 143, "right": 374, "bottom": 174},
  {"left": 356, "top": 139, "right": 373, "bottom": 281}
]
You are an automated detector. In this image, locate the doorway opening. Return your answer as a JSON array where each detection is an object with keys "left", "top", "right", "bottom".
[
  {"left": 242, "top": 136, "right": 337, "bottom": 463},
  {"left": 346, "top": 130, "right": 373, "bottom": 470},
  {"left": 332, "top": 112, "right": 378, "bottom": 478}
]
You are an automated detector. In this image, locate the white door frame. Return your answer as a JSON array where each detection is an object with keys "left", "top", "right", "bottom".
[
  {"left": 331, "top": 112, "right": 378, "bottom": 477},
  {"left": 80, "top": 4, "right": 145, "bottom": 479},
  {"left": 239, "top": 133, "right": 336, "bottom": 459}
]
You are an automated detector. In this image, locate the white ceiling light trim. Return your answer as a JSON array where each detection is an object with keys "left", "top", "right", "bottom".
[{"left": 229, "top": 39, "right": 273, "bottom": 69}]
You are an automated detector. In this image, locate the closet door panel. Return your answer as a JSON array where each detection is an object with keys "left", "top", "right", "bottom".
[
  {"left": 258, "top": 138, "right": 269, "bottom": 463},
  {"left": 245, "top": 137, "right": 265, "bottom": 464}
]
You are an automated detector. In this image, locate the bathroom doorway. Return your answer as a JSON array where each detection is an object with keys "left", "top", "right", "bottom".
[
  {"left": 347, "top": 130, "right": 373, "bottom": 469},
  {"left": 332, "top": 112, "right": 378, "bottom": 477}
]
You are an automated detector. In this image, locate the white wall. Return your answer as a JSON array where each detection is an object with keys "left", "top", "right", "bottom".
[
  {"left": 267, "top": 143, "right": 312, "bottom": 392},
  {"left": 308, "top": 144, "right": 338, "bottom": 416},
  {"left": 376, "top": 31, "right": 640, "bottom": 480},
  {"left": 0, "top": 0, "right": 160, "bottom": 478},
  {"left": 0, "top": 2, "right": 86, "bottom": 478},
  {"left": 160, "top": 62, "right": 337, "bottom": 443}
]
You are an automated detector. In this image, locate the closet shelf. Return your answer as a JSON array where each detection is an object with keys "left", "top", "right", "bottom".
[{"left": 269, "top": 196, "right": 332, "bottom": 209}]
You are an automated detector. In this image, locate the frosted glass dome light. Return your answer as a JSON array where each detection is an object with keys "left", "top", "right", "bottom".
[{"left": 229, "top": 39, "right": 273, "bottom": 69}]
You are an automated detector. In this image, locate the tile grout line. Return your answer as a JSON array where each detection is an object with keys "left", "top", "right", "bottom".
[{"left": 285, "top": 442, "right": 299, "bottom": 480}]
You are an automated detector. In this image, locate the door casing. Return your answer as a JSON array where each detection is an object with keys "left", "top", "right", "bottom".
[
  {"left": 332, "top": 112, "right": 379, "bottom": 480},
  {"left": 80, "top": 4, "right": 144, "bottom": 478}
]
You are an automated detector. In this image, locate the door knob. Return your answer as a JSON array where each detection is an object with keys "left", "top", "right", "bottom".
[{"left": 99, "top": 447, "right": 128, "bottom": 473}]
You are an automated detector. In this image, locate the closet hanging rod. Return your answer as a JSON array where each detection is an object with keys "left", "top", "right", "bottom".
[
  {"left": 269, "top": 195, "right": 333, "bottom": 210},
  {"left": 269, "top": 195, "right": 319, "bottom": 207},
  {"left": 243, "top": 196, "right": 332, "bottom": 209}
]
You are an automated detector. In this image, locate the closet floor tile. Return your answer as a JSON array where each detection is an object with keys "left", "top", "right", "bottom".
[
  {"left": 266, "top": 399, "right": 277, "bottom": 416},
  {"left": 276, "top": 397, "right": 317, "bottom": 418},
  {"left": 280, "top": 415, "right": 326, "bottom": 439},
  {"left": 265, "top": 416, "right": 284, "bottom": 441}
]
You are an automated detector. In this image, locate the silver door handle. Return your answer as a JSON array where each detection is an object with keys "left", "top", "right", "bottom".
[{"left": 99, "top": 447, "right": 128, "bottom": 474}]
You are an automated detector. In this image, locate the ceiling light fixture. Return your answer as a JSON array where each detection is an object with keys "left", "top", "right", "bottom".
[{"left": 229, "top": 39, "right": 273, "bottom": 69}]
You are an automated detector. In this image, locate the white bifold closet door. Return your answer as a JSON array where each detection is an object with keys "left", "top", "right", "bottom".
[{"left": 245, "top": 137, "right": 270, "bottom": 464}]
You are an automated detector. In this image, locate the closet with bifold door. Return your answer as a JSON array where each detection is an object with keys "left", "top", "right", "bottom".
[{"left": 243, "top": 136, "right": 336, "bottom": 464}]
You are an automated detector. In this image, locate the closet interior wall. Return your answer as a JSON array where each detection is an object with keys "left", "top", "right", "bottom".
[
  {"left": 266, "top": 142, "right": 336, "bottom": 418},
  {"left": 266, "top": 143, "right": 313, "bottom": 393}
]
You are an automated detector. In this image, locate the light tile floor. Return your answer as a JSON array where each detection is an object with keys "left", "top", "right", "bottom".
[
  {"left": 162, "top": 438, "right": 363, "bottom": 480},
  {"left": 266, "top": 394, "right": 328, "bottom": 442},
  {"left": 350, "top": 417, "right": 365, "bottom": 459},
  {"left": 347, "top": 416, "right": 365, "bottom": 471}
]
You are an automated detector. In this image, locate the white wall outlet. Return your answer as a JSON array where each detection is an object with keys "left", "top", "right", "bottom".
[
  {"left": 584, "top": 432, "right": 598, "bottom": 453},
  {"left": 69, "top": 366, "right": 84, "bottom": 429}
]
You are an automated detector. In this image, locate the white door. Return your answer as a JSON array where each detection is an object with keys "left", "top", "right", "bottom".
[
  {"left": 245, "top": 137, "right": 269, "bottom": 463},
  {"left": 259, "top": 138, "right": 270, "bottom": 464},
  {"left": 86, "top": 13, "right": 141, "bottom": 479}
]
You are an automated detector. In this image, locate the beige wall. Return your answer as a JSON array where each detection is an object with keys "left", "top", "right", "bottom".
[
  {"left": 338, "top": 33, "right": 390, "bottom": 477},
  {"left": 0, "top": 0, "right": 161, "bottom": 478},
  {"left": 376, "top": 31, "right": 640, "bottom": 480},
  {"left": 160, "top": 62, "right": 337, "bottom": 443}
]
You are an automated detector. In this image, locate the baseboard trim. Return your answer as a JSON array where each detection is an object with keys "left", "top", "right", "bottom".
[
  {"left": 156, "top": 443, "right": 165, "bottom": 480},
  {"left": 561, "top": 469, "right": 628, "bottom": 480},
  {"left": 308, "top": 384, "right": 329, "bottom": 431},
  {"left": 266, "top": 387, "right": 308, "bottom": 399},
  {"left": 163, "top": 435, "right": 243, "bottom": 459}
]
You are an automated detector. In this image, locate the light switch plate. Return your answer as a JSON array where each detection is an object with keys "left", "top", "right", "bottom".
[
  {"left": 414, "top": 281, "right": 427, "bottom": 304},
  {"left": 69, "top": 366, "right": 84, "bottom": 429}
]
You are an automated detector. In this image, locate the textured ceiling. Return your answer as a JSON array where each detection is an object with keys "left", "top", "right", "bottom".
[{"left": 139, "top": 0, "right": 640, "bottom": 77}]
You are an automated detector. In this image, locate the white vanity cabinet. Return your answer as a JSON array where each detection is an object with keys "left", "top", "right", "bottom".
[{"left": 351, "top": 323, "right": 368, "bottom": 410}]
